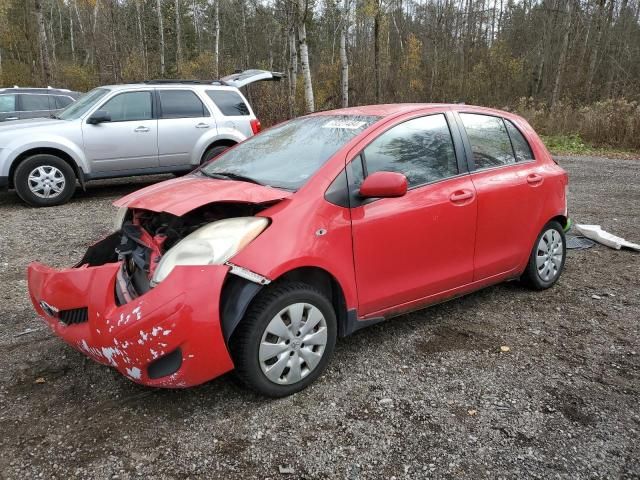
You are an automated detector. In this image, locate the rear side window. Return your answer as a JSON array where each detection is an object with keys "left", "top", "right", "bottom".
[
  {"left": 20, "top": 94, "right": 51, "bottom": 111},
  {"left": 363, "top": 114, "right": 458, "bottom": 187},
  {"left": 460, "top": 113, "right": 515, "bottom": 169},
  {"left": 54, "top": 95, "right": 74, "bottom": 109},
  {"left": 206, "top": 90, "right": 250, "bottom": 116},
  {"left": 505, "top": 120, "right": 534, "bottom": 162},
  {"left": 159, "top": 90, "right": 207, "bottom": 118},
  {"left": 99, "top": 91, "right": 152, "bottom": 122},
  {"left": 0, "top": 94, "right": 16, "bottom": 112}
]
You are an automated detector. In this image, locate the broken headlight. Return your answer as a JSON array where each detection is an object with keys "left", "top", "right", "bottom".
[{"left": 151, "top": 217, "right": 269, "bottom": 285}]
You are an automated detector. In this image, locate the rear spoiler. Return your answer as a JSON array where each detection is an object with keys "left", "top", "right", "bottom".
[{"left": 220, "top": 70, "right": 284, "bottom": 88}]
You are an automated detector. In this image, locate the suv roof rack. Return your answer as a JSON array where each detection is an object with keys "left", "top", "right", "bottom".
[{"left": 142, "top": 79, "right": 227, "bottom": 86}]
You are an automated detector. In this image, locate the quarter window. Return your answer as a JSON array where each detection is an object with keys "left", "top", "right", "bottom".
[
  {"left": 505, "top": 120, "right": 534, "bottom": 162},
  {"left": 362, "top": 114, "right": 458, "bottom": 187},
  {"left": 460, "top": 113, "right": 515, "bottom": 169},
  {"left": 0, "top": 94, "right": 16, "bottom": 113},
  {"left": 20, "top": 94, "right": 51, "bottom": 111},
  {"left": 99, "top": 91, "right": 152, "bottom": 122},
  {"left": 159, "top": 90, "right": 207, "bottom": 118},
  {"left": 206, "top": 90, "right": 250, "bottom": 116}
]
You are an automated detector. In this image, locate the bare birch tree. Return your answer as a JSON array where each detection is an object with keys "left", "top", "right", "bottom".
[
  {"left": 34, "top": 0, "right": 51, "bottom": 84},
  {"left": 156, "top": 0, "right": 165, "bottom": 76},
  {"left": 175, "top": 0, "right": 182, "bottom": 72},
  {"left": 297, "top": 0, "right": 314, "bottom": 112}
]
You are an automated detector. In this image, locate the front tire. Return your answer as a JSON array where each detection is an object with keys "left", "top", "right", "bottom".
[
  {"left": 521, "top": 220, "right": 566, "bottom": 290},
  {"left": 14, "top": 154, "right": 76, "bottom": 207},
  {"left": 231, "top": 282, "right": 337, "bottom": 398}
]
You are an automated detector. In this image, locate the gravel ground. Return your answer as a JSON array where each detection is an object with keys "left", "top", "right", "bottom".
[{"left": 0, "top": 156, "right": 639, "bottom": 479}]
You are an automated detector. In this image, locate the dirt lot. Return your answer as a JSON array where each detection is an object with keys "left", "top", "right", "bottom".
[{"left": 0, "top": 155, "right": 638, "bottom": 479}]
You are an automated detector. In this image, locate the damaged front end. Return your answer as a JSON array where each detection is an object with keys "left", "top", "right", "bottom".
[{"left": 27, "top": 201, "right": 275, "bottom": 388}]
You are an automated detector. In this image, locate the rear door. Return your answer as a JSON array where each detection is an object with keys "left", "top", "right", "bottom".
[
  {"left": 350, "top": 112, "right": 477, "bottom": 316},
  {"left": 156, "top": 89, "right": 214, "bottom": 167},
  {"left": 455, "top": 112, "right": 544, "bottom": 281},
  {"left": 18, "top": 94, "right": 52, "bottom": 119},
  {"left": 82, "top": 90, "right": 158, "bottom": 173},
  {"left": 0, "top": 94, "right": 18, "bottom": 122}
]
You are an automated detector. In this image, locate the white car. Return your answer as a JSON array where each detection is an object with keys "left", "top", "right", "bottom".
[{"left": 0, "top": 70, "right": 281, "bottom": 207}]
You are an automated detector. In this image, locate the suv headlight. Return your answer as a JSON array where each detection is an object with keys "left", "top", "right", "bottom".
[{"left": 151, "top": 217, "right": 269, "bottom": 285}]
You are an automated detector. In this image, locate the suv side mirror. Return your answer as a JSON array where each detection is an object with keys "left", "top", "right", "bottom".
[
  {"left": 87, "top": 110, "right": 111, "bottom": 124},
  {"left": 359, "top": 171, "right": 408, "bottom": 198}
]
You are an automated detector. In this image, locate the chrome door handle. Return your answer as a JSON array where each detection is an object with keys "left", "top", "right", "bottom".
[
  {"left": 6, "top": 117, "right": 18, "bottom": 121},
  {"left": 134, "top": 126, "right": 150, "bottom": 133},
  {"left": 195, "top": 123, "right": 210, "bottom": 129}
]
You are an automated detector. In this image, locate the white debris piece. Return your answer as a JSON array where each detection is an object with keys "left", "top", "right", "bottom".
[{"left": 574, "top": 224, "right": 640, "bottom": 252}]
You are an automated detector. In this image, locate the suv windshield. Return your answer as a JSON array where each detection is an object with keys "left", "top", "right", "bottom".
[
  {"left": 58, "top": 88, "right": 110, "bottom": 120},
  {"left": 201, "top": 115, "right": 379, "bottom": 190}
]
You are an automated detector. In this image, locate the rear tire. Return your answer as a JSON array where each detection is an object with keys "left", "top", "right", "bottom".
[
  {"left": 230, "top": 282, "right": 337, "bottom": 398},
  {"left": 521, "top": 220, "right": 566, "bottom": 290},
  {"left": 201, "top": 144, "right": 232, "bottom": 165},
  {"left": 14, "top": 154, "right": 76, "bottom": 207}
]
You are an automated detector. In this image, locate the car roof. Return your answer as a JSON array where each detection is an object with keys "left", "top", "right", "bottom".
[
  {"left": 101, "top": 82, "right": 237, "bottom": 92},
  {"left": 0, "top": 86, "right": 78, "bottom": 95},
  {"left": 313, "top": 103, "right": 515, "bottom": 119}
]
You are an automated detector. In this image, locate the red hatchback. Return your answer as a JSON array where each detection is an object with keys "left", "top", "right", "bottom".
[{"left": 27, "top": 104, "right": 569, "bottom": 397}]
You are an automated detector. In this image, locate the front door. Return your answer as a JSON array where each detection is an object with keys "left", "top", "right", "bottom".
[
  {"left": 156, "top": 89, "right": 215, "bottom": 168},
  {"left": 350, "top": 113, "right": 477, "bottom": 317},
  {"left": 82, "top": 90, "right": 158, "bottom": 174}
]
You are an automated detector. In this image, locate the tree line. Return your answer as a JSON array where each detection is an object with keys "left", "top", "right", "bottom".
[{"left": 0, "top": 0, "right": 639, "bottom": 129}]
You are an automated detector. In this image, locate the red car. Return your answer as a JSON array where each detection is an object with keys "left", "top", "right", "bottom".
[{"left": 27, "top": 104, "right": 569, "bottom": 397}]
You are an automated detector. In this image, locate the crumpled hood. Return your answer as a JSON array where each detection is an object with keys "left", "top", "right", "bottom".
[{"left": 114, "top": 174, "right": 292, "bottom": 216}]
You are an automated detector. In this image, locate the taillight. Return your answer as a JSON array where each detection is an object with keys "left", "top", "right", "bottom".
[{"left": 250, "top": 118, "right": 261, "bottom": 135}]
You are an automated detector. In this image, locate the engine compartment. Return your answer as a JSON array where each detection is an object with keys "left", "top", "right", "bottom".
[{"left": 76, "top": 202, "right": 270, "bottom": 305}]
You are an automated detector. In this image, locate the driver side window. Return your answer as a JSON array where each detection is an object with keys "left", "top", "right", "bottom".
[
  {"left": 361, "top": 114, "right": 458, "bottom": 188},
  {"left": 99, "top": 91, "right": 152, "bottom": 122}
]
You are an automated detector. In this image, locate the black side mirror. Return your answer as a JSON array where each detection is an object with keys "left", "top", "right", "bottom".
[{"left": 87, "top": 110, "right": 111, "bottom": 124}]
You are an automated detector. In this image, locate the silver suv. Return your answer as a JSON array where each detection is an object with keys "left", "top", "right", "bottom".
[{"left": 0, "top": 70, "right": 281, "bottom": 206}]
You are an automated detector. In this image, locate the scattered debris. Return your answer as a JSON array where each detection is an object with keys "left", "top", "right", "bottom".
[
  {"left": 592, "top": 294, "right": 602, "bottom": 300},
  {"left": 566, "top": 235, "right": 596, "bottom": 250},
  {"left": 379, "top": 398, "right": 393, "bottom": 405},
  {"left": 574, "top": 224, "right": 640, "bottom": 251},
  {"left": 467, "top": 409, "right": 478, "bottom": 416},
  {"left": 278, "top": 465, "right": 295, "bottom": 474},
  {"left": 14, "top": 327, "right": 42, "bottom": 338},
  {"left": 34, "top": 377, "right": 46, "bottom": 384},
  {"left": 500, "top": 346, "right": 511, "bottom": 352}
]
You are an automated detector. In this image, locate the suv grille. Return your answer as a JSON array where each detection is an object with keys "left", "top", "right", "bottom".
[{"left": 59, "top": 307, "right": 89, "bottom": 325}]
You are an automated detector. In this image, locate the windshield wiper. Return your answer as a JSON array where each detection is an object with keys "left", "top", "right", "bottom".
[
  {"left": 200, "top": 170, "right": 263, "bottom": 185},
  {"left": 50, "top": 114, "right": 61, "bottom": 119}
]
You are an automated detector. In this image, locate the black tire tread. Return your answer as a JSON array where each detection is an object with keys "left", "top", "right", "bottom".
[
  {"left": 520, "top": 220, "right": 566, "bottom": 290},
  {"left": 231, "top": 281, "right": 336, "bottom": 397},
  {"left": 14, "top": 154, "right": 76, "bottom": 207}
]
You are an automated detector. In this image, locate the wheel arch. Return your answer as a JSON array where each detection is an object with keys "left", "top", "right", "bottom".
[
  {"left": 220, "top": 266, "right": 349, "bottom": 344},
  {"left": 199, "top": 139, "right": 238, "bottom": 163},
  {"left": 8, "top": 147, "right": 82, "bottom": 189}
]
